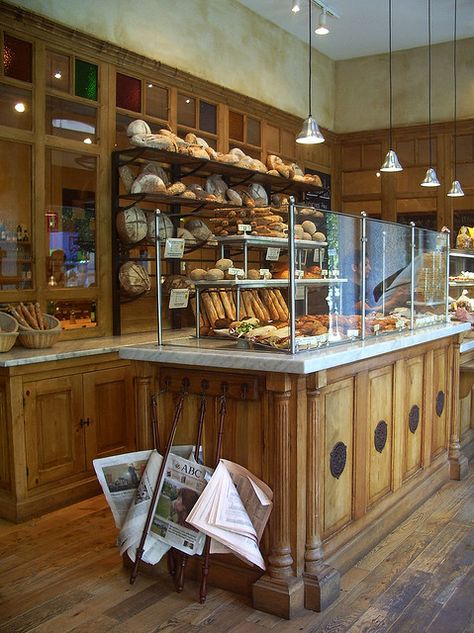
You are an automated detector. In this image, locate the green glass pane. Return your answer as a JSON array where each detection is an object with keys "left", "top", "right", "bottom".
[{"left": 75, "top": 59, "right": 98, "bottom": 101}]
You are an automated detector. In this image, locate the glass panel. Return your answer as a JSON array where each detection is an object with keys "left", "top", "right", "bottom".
[
  {"left": 0, "top": 140, "right": 32, "bottom": 290},
  {"left": 46, "top": 96, "right": 97, "bottom": 143},
  {"left": 45, "top": 50, "right": 70, "bottom": 92},
  {"left": 3, "top": 34, "right": 32, "bottom": 82},
  {"left": 199, "top": 100, "right": 216, "bottom": 134},
  {"left": 47, "top": 298, "right": 97, "bottom": 330},
  {"left": 116, "top": 72, "right": 141, "bottom": 112},
  {"left": 74, "top": 59, "right": 98, "bottom": 101},
  {"left": 145, "top": 82, "right": 168, "bottom": 120},
  {"left": 247, "top": 117, "right": 261, "bottom": 146},
  {"left": 177, "top": 94, "right": 196, "bottom": 127},
  {"left": 413, "top": 227, "right": 447, "bottom": 328},
  {"left": 0, "top": 83, "right": 32, "bottom": 130},
  {"left": 229, "top": 111, "right": 244, "bottom": 141},
  {"left": 45, "top": 149, "right": 97, "bottom": 289}
]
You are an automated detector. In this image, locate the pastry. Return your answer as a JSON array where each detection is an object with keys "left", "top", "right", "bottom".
[{"left": 166, "top": 182, "right": 187, "bottom": 196}]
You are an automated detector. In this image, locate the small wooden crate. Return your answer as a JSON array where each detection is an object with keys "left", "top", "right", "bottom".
[
  {"left": 18, "top": 314, "right": 61, "bottom": 349},
  {"left": 0, "top": 312, "right": 19, "bottom": 352}
]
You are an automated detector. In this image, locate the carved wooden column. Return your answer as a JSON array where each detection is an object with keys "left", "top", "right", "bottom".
[
  {"left": 303, "top": 372, "right": 340, "bottom": 611},
  {"left": 252, "top": 374, "right": 304, "bottom": 619},
  {"left": 134, "top": 363, "right": 154, "bottom": 449},
  {"left": 449, "top": 336, "right": 469, "bottom": 480}
]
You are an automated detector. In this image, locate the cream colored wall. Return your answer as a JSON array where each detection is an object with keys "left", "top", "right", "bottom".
[
  {"left": 9, "top": 0, "right": 335, "bottom": 130},
  {"left": 335, "top": 38, "right": 474, "bottom": 133}
]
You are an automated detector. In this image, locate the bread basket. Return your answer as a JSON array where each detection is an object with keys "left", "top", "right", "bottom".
[
  {"left": 18, "top": 314, "right": 62, "bottom": 349},
  {"left": 0, "top": 312, "right": 19, "bottom": 352}
]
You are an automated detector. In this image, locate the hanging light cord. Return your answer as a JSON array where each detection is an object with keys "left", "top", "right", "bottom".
[
  {"left": 308, "top": 0, "right": 312, "bottom": 117},
  {"left": 388, "top": 0, "right": 393, "bottom": 148},
  {"left": 453, "top": 0, "right": 457, "bottom": 177},
  {"left": 428, "top": 0, "right": 433, "bottom": 166}
]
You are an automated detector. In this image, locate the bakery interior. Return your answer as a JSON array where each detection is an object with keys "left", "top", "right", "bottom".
[{"left": 1, "top": 0, "right": 474, "bottom": 628}]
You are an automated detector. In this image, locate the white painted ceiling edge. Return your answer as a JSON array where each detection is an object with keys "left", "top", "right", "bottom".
[{"left": 236, "top": 0, "right": 474, "bottom": 61}]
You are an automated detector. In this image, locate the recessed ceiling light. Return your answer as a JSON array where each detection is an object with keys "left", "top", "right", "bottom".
[
  {"left": 54, "top": 71, "right": 62, "bottom": 79},
  {"left": 83, "top": 137, "right": 92, "bottom": 144},
  {"left": 14, "top": 102, "right": 26, "bottom": 113},
  {"left": 148, "top": 83, "right": 153, "bottom": 88},
  {"left": 185, "top": 98, "right": 191, "bottom": 104}
]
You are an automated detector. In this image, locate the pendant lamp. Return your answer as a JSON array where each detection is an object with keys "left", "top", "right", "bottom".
[
  {"left": 380, "top": 0, "right": 402, "bottom": 172},
  {"left": 447, "top": 0, "right": 464, "bottom": 197},
  {"left": 421, "top": 0, "right": 440, "bottom": 187},
  {"left": 296, "top": 0, "right": 325, "bottom": 144}
]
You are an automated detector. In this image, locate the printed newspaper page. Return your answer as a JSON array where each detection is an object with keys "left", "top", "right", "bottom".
[{"left": 93, "top": 450, "right": 152, "bottom": 528}]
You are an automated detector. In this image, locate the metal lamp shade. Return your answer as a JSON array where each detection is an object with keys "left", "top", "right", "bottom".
[
  {"left": 296, "top": 115, "right": 325, "bottom": 144},
  {"left": 447, "top": 179, "right": 465, "bottom": 197},
  {"left": 380, "top": 149, "right": 403, "bottom": 172},
  {"left": 420, "top": 167, "right": 440, "bottom": 187}
]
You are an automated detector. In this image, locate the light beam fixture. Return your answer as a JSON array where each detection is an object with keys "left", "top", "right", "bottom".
[
  {"left": 447, "top": 0, "right": 464, "bottom": 197},
  {"left": 296, "top": 0, "right": 325, "bottom": 144},
  {"left": 291, "top": 0, "right": 301, "bottom": 13},
  {"left": 421, "top": 0, "right": 440, "bottom": 187},
  {"left": 315, "top": 9, "right": 329, "bottom": 35},
  {"left": 380, "top": 0, "right": 402, "bottom": 172}
]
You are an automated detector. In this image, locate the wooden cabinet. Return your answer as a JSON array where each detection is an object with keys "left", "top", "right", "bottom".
[{"left": 0, "top": 355, "right": 137, "bottom": 522}]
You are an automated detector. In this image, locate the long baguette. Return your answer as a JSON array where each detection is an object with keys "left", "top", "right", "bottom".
[
  {"left": 272, "top": 289, "right": 289, "bottom": 320},
  {"left": 251, "top": 290, "right": 271, "bottom": 322},
  {"left": 241, "top": 291, "right": 256, "bottom": 319},
  {"left": 248, "top": 291, "right": 266, "bottom": 323},
  {"left": 219, "top": 291, "right": 234, "bottom": 320},
  {"left": 27, "top": 302, "right": 40, "bottom": 329},
  {"left": 209, "top": 291, "right": 225, "bottom": 320},
  {"left": 201, "top": 292, "right": 219, "bottom": 327},
  {"left": 34, "top": 302, "right": 46, "bottom": 330},
  {"left": 19, "top": 303, "right": 39, "bottom": 329},
  {"left": 267, "top": 290, "right": 287, "bottom": 322},
  {"left": 190, "top": 297, "right": 206, "bottom": 328},
  {"left": 260, "top": 289, "right": 280, "bottom": 321},
  {"left": 8, "top": 305, "right": 32, "bottom": 329}
]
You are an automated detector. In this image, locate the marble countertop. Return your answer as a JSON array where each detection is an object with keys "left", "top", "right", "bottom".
[
  {"left": 460, "top": 334, "right": 474, "bottom": 354},
  {"left": 0, "top": 332, "right": 157, "bottom": 367},
  {"left": 119, "top": 322, "right": 471, "bottom": 375}
]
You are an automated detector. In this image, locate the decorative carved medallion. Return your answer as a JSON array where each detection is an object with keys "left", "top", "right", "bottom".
[
  {"left": 409, "top": 405, "right": 420, "bottom": 434},
  {"left": 330, "top": 442, "right": 347, "bottom": 479},
  {"left": 374, "top": 420, "right": 388, "bottom": 453},
  {"left": 436, "top": 391, "right": 445, "bottom": 417}
]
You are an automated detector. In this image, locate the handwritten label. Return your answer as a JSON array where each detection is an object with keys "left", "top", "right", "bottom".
[
  {"left": 266, "top": 247, "right": 280, "bottom": 261},
  {"left": 164, "top": 238, "right": 185, "bottom": 259},
  {"left": 259, "top": 268, "right": 271, "bottom": 278},
  {"left": 228, "top": 267, "right": 245, "bottom": 277},
  {"left": 169, "top": 288, "right": 189, "bottom": 309},
  {"left": 238, "top": 224, "right": 252, "bottom": 233},
  {"left": 296, "top": 270, "right": 304, "bottom": 279},
  {"left": 321, "top": 269, "right": 328, "bottom": 278},
  {"left": 347, "top": 328, "right": 360, "bottom": 338}
]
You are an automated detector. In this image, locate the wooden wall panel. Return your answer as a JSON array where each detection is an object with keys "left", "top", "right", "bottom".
[
  {"left": 431, "top": 348, "right": 449, "bottom": 458},
  {"left": 0, "top": 382, "right": 10, "bottom": 491},
  {"left": 341, "top": 145, "right": 361, "bottom": 170},
  {"left": 342, "top": 200, "right": 381, "bottom": 216},
  {"left": 396, "top": 197, "right": 437, "bottom": 213},
  {"left": 342, "top": 171, "right": 381, "bottom": 196},
  {"left": 402, "top": 356, "right": 424, "bottom": 480},
  {"left": 361, "top": 143, "right": 383, "bottom": 169},
  {"left": 321, "top": 377, "right": 354, "bottom": 538},
  {"left": 459, "top": 391, "right": 472, "bottom": 438},
  {"left": 367, "top": 366, "right": 393, "bottom": 506}
]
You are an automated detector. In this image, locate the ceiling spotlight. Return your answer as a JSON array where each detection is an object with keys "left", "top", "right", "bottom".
[
  {"left": 148, "top": 83, "right": 153, "bottom": 88},
  {"left": 185, "top": 98, "right": 191, "bottom": 104},
  {"left": 315, "top": 9, "right": 329, "bottom": 35},
  {"left": 54, "top": 71, "right": 62, "bottom": 79},
  {"left": 83, "top": 137, "right": 92, "bottom": 144},
  {"left": 14, "top": 102, "right": 26, "bottom": 113},
  {"left": 291, "top": 1, "right": 301, "bottom": 13}
]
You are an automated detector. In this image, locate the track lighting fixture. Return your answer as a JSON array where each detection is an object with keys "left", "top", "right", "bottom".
[{"left": 315, "top": 9, "right": 329, "bottom": 35}]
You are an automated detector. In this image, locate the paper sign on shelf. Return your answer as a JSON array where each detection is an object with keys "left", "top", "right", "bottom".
[
  {"left": 266, "top": 247, "right": 280, "bottom": 261},
  {"left": 259, "top": 268, "right": 270, "bottom": 278},
  {"left": 164, "top": 238, "right": 185, "bottom": 259},
  {"left": 238, "top": 224, "right": 252, "bottom": 233},
  {"left": 169, "top": 288, "right": 190, "bottom": 309},
  {"left": 228, "top": 267, "right": 245, "bottom": 277}
]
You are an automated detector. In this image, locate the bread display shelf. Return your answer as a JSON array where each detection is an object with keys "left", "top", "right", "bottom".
[
  {"left": 194, "top": 278, "right": 347, "bottom": 289},
  {"left": 116, "top": 147, "right": 323, "bottom": 194},
  {"left": 450, "top": 249, "right": 474, "bottom": 259},
  {"left": 449, "top": 280, "right": 474, "bottom": 287},
  {"left": 119, "top": 193, "right": 242, "bottom": 213},
  {"left": 215, "top": 235, "right": 327, "bottom": 249}
]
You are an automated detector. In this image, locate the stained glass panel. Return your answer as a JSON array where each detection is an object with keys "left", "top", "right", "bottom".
[
  {"left": 75, "top": 59, "right": 98, "bottom": 101},
  {"left": 116, "top": 73, "right": 141, "bottom": 112},
  {"left": 3, "top": 34, "right": 32, "bottom": 82}
]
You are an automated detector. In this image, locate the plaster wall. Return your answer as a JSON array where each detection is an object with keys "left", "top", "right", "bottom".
[{"left": 8, "top": 0, "right": 335, "bottom": 129}]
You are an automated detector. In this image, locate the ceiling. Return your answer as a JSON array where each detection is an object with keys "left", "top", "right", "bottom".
[{"left": 236, "top": 0, "right": 474, "bottom": 60}]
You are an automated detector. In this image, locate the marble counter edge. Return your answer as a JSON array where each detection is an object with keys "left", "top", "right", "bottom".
[{"left": 119, "top": 322, "right": 471, "bottom": 375}]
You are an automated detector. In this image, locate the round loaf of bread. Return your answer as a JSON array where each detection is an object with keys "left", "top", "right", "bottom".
[
  {"left": 184, "top": 218, "right": 213, "bottom": 242},
  {"left": 248, "top": 183, "right": 268, "bottom": 205},
  {"left": 118, "top": 165, "right": 135, "bottom": 192},
  {"left": 302, "top": 220, "right": 317, "bottom": 235},
  {"left": 119, "top": 262, "right": 151, "bottom": 296},
  {"left": 127, "top": 119, "right": 151, "bottom": 137},
  {"left": 181, "top": 190, "right": 197, "bottom": 199},
  {"left": 226, "top": 188, "right": 243, "bottom": 206},
  {"left": 247, "top": 269, "right": 260, "bottom": 280},
  {"left": 294, "top": 225, "right": 304, "bottom": 238},
  {"left": 205, "top": 146, "right": 218, "bottom": 160},
  {"left": 189, "top": 268, "right": 208, "bottom": 281},
  {"left": 302, "top": 232, "right": 312, "bottom": 241},
  {"left": 131, "top": 174, "right": 166, "bottom": 194},
  {"left": 215, "top": 258, "right": 233, "bottom": 271},
  {"left": 205, "top": 268, "right": 225, "bottom": 281},
  {"left": 206, "top": 175, "right": 228, "bottom": 198},
  {"left": 141, "top": 162, "right": 169, "bottom": 186},
  {"left": 177, "top": 227, "right": 197, "bottom": 244},
  {"left": 147, "top": 211, "right": 174, "bottom": 241},
  {"left": 166, "top": 182, "right": 187, "bottom": 196},
  {"left": 195, "top": 137, "right": 209, "bottom": 148},
  {"left": 116, "top": 207, "right": 148, "bottom": 244},
  {"left": 217, "top": 153, "right": 240, "bottom": 164},
  {"left": 229, "top": 147, "right": 246, "bottom": 157},
  {"left": 313, "top": 232, "right": 326, "bottom": 242},
  {"left": 185, "top": 132, "right": 198, "bottom": 144}
]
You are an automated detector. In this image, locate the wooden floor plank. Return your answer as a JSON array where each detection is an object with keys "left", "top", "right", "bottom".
[{"left": 425, "top": 567, "right": 474, "bottom": 633}]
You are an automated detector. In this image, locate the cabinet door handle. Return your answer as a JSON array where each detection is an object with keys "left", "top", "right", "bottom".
[{"left": 80, "top": 417, "right": 91, "bottom": 427}]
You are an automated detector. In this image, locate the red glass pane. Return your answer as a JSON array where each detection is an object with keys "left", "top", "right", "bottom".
[
  {"left": 116, "top": 73, "right": 141, "bottom": 112},
  {"left": 3, "top": 34, "right": 32, "bottom": 83}
]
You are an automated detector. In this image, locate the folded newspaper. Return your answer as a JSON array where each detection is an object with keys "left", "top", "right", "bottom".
[{"left": 94, "top": 451, "right": 272, "bottom": 569}]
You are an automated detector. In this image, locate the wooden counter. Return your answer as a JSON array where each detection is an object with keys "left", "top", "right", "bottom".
[{"left": 119, "top": 322, "right": 470, "bottom": 618}]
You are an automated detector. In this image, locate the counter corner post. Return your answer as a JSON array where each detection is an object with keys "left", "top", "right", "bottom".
[
  {"left": 134, "top": 366, "right": 155, "bottom": 450},
  {"left": 303, "top": 371, "right": 341, "bottom": 612},
  {"left": 449, "top": 337, "right": 470, "bottom": 480},
  {"left": 252, "top": 373, "right": 305, "bottom": 619}
]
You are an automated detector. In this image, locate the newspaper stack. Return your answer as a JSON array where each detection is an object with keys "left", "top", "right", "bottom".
[{"left": 93, "top": 449, "right": 272, "bottom": 569}]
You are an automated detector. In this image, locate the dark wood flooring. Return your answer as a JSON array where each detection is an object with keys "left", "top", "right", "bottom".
[{"left": 0, "top": 465, "right": 473, "bottom": 633}]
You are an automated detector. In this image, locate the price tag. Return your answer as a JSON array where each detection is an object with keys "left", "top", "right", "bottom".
[
  {"left": 169, "top": 288, "right": 189, "bottom": 309},
  {"left": 228, "top": 267, "right": 245, "bottom": 277},
  {"left": 238, "top": 224, "right": 252, "bottom": 233},
  {"left": 322, "top": 269, "right": 328, "bottom": 278},
  {"left": 164, "top": 238, "right": 185, "bottom": 259},
  {"left": 296, "top": 285, "right": 305, "bottom": 300},
  {"left": 296, "top": 269, "right": 304, "bottom": 279},
  {"left": 259, "top": 268, "right": 271, "bottom": 278},
  {"left": 347, "top": 329, "right": 360, "bottom": 338},
  {"left": 373, "top": 323, "right": 380, "bottom": 333},
  {"left": 266, "top": 247, "right": 280, "bottom": 261}
]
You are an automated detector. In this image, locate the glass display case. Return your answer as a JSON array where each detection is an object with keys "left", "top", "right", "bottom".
[
  {"left": 448, "top": 249, "right": 474, "bottom": 319},
  {"left": 153, "top": 201, "right": 449, "bottom": 354}
]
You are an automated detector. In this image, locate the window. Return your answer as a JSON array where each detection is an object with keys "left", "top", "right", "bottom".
[{"left": 2, "top": 34, "right": 32, "bottom": 82}]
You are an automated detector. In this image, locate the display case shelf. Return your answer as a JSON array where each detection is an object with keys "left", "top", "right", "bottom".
[{"left": 193, "top": 277, "right": 347, "bottom": 289}]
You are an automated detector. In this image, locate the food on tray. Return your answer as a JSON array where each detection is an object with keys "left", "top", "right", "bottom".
[{"left": 7, "top": 302, "right": 48, "bottom": 330}]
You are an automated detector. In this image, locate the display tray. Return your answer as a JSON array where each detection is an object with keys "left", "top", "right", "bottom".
[
  {"left": 449, "top": 280, "right": 474, "bottom": 286},
  {"left": 194, "top": 278, "right": 347, "bottom": 288},
  {"left": 214, "top": 235, "right": 327, "bottom": 249},
  {"left": 450, "top": 249, "right": 474, "bottom": 259},
  {"left": 119, "top": 193, "right": 242, "bottom": 212}
]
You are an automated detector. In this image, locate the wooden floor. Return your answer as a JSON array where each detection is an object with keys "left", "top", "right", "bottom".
[{"left": 1, "top": 465, "right": 473, "bottom": 633}]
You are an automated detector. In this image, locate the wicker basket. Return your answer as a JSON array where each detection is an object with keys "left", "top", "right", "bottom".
[
  {"left": 0, "top": 312, "right": 19, "bottom": 353},
  {"left": 18, "top": 314, "right": 62, "bottom": 349}
]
